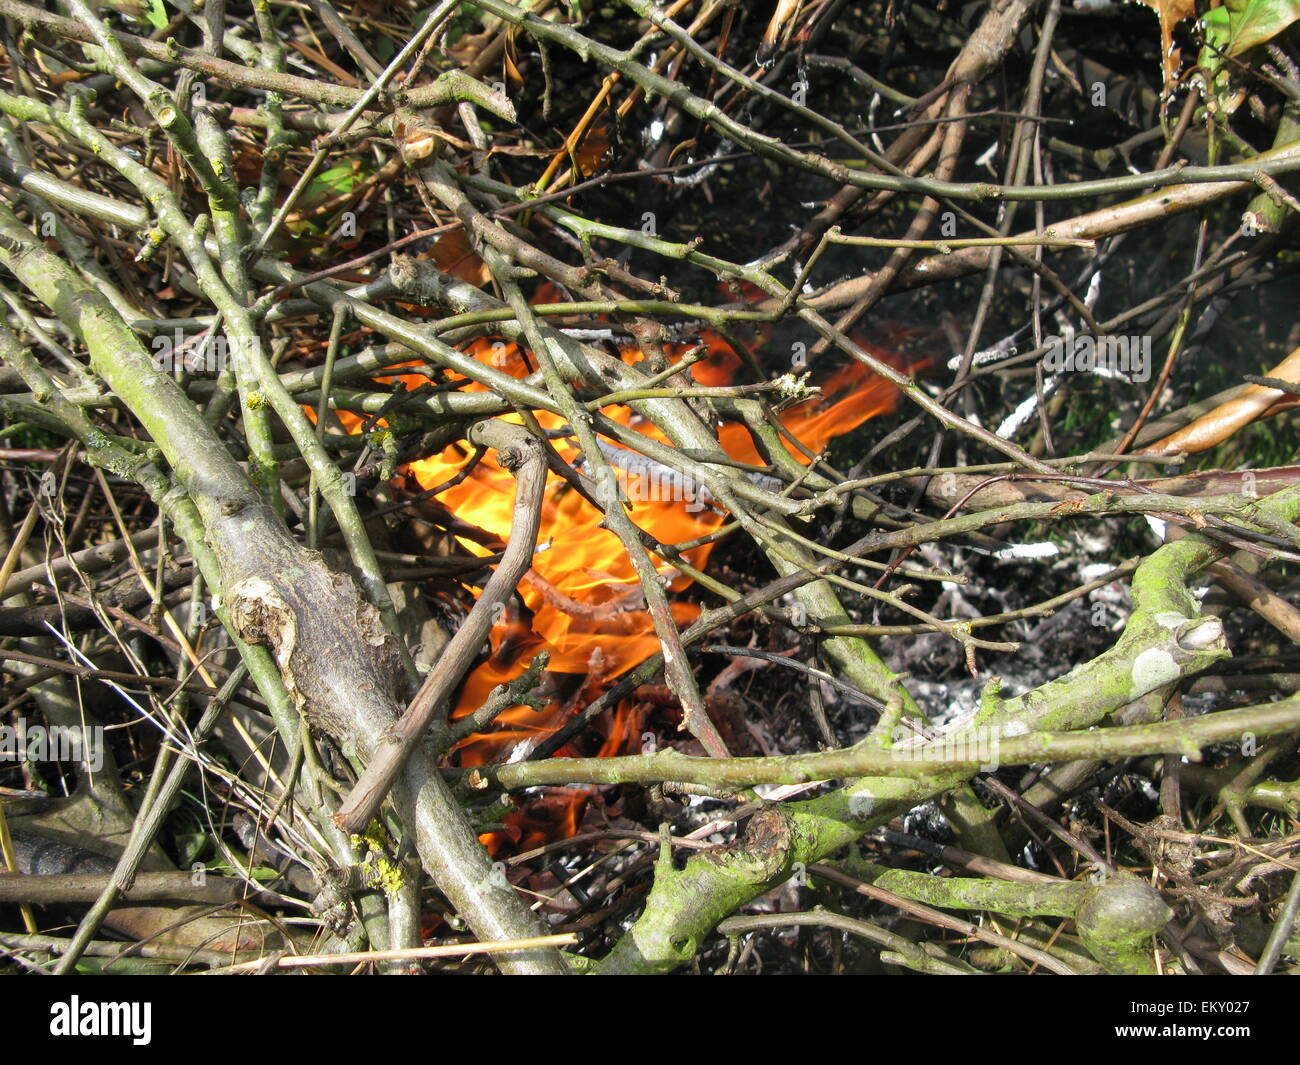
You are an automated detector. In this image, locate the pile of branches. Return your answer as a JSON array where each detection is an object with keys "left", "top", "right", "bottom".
[{"left": 0, "top": 0, "right": 1298, "bottom": 976}]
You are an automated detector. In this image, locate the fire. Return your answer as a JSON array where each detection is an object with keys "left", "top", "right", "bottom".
[{"left": 329, "top": 301, "right": 922, "bottom": 849}]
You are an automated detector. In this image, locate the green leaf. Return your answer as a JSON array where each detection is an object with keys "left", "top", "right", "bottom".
[
  {"left": 1202, "top": 5, "right": 1231, "bottom": 56},
  {"left": 305, "top": 163, "right": 362, "bottom": 200},
  {"left": 145, "top": 0, "right": 168, "bottom": 30},
  {"left": 1224, "top": 0, "right": 1300, "bottom": 53},
  {"left": 173, "top": 830, "right": 209, "bottom": 867},
  {"left": 1203, "top": 0, "right": 1300, "bottom": 58}
]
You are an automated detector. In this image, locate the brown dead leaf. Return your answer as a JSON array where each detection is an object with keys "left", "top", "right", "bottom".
[
  {"left": 573, "top": 121, "right": 613, "bottom": 178},
  {"left": 503, "top": 29, "right": 526, "bottom": 88},
  {"left": 1136, "top": 0, "right": 1197, "bottom": 95},
  {"left": 428, "top": 228, "right": 491, "bottom": 287}
]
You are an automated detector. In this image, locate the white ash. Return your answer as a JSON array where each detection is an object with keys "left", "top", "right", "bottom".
[
  {"left": 506, "top": 738, "right": 537, "bottom": 763},
  {"left": 991, "top": 541, "right": 1060, "bottom": 560}
]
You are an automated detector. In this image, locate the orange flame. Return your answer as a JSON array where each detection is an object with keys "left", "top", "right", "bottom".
[
  {"left": 330, "top": 309, "right": 923, "bottom": 849},
  {"left": 411, "top": 331, "right": 913, "bottom": 716}
]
